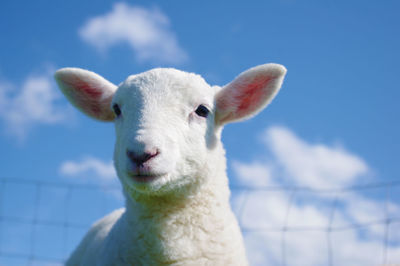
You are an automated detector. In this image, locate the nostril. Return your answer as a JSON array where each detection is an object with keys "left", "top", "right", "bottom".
[
  {"left": 126, "top": 149, "right": 159, "bottom": 167},
  {"left": 141, "top": 150, "right": 159, "bottom": 163}
]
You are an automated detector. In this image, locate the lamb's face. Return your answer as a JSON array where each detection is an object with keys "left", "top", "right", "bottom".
[
  {"left": 55, "top": 64, "right": 286, "bottom": 197},
  {"left": 111, "top": 69, "right": 221, "bottom": 195}
]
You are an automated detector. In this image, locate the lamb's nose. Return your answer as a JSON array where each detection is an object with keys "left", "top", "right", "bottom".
[{"left": 126, "top": 149, "right": 159, "bottom": 167}]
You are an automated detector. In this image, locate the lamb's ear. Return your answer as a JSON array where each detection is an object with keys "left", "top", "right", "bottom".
[
  {"left": 215, "top": 64, "right": 286, "bottom": 125},
  {"left": 54, "top": 68, "right": 117, "bottom": 121}
]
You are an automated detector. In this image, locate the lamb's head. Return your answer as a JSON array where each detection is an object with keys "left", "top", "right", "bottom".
[{"left": 55, "top": 64, "right": 286, "bottom": 197}]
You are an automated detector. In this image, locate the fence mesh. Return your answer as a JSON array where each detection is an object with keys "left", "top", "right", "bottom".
[{"left": 0, "top": 177, "right": 399, "bottom": 266}]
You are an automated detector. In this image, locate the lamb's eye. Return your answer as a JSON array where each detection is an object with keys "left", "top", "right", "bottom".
[
  {"left": 113, "top": 104, "right": 122, "bottom": 117},
  {"left": 195, "top": 105, "right": 210, "bottom": 118}
]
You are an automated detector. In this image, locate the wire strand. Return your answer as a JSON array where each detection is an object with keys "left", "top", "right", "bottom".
[{"left": 0, "top": 177, "right": 399, "bottom": 265}]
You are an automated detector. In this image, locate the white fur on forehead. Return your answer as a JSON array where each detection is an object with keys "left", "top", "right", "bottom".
[
  {"left": 115, "top": 68, "right": 217, "bottom": 117},
  {"left": 122, "top": 68, "right": 212, "bottom": 94}
]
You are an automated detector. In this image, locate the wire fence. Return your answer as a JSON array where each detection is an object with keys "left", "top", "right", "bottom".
[
  {"left": 231, "top": 181, "right": 400, "bottom": 266},
  {"left": 0, "top": 177, "right": 399, "bottom": 266}
]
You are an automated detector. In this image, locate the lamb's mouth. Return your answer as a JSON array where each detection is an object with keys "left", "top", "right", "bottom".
[{"left": 128, "top": 172, "right": 166, "bottom": 183}]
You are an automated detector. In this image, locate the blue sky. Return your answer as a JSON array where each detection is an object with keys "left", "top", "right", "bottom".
[{"left": 1, "top": 0, "right": 400, "bottom": 265}]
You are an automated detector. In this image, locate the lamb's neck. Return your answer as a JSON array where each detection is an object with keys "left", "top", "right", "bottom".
[
  {"left": 119, "top": 176, "right": 236, "bottom": 264},
  {"left": 117, "top": 164, "right": 246, "bottom": 264}
]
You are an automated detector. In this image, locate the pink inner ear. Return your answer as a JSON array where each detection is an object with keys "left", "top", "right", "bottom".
[
  {"left": 76, "top": 79, "right": 103, "bottom": 116},
  {"left": 67, "top": 77, "right": 103, "bottom": 99},
  {"left": 237, "top": 76, "right": 271, "bottom": 113},
  {"left": 56, "top": 68, "right": 117, "bottom": 121},
  {"left": 62, "top": 77, "right": 110, "bottom": 118},
  {"left": 217, "top": 75, "right": 273, "bottom": 123}
]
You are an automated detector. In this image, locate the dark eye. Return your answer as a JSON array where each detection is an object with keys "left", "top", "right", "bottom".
[
  {"left": 113, "top": 104, "right": 121, "bottom": 117},
  {"left": 195, "top": 105, "right": 210, "bottom": 118}
]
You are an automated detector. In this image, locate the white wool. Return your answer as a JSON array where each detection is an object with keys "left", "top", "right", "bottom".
[{"left": 55, "top": 64, "right": 286, "bottom": 265}]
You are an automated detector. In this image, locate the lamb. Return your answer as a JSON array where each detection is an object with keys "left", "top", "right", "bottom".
[{"left": 54, "top": 63, "right": 286, "bottom": 265}]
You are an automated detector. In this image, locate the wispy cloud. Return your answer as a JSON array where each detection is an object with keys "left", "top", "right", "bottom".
[
  {"left": 231, "top": 126, "right": 400, "bottom": 265},
  {"left": 0, "top": 69, "right": 72, "bottom": 140},
  {"left": 60, "top": 156, "right": 117, "bottom": 182},
  {"left": 264, "top": 126, "right": 369, "bottom": 188},
  {"left": 79, "top": 3, "right": 188, "bottom": 65},
  {"left": 60, "top": 156, "right": 122, "bottom": 200}
]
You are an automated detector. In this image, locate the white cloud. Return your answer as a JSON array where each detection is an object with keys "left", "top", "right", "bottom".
[
  {"left": 79, "top": 3, "right": 188, "bottom": 65},
  {"left": 60, "top": 156, "right": 117, "bottom": 182},
  {"left": 231, "top": 126, "right": 400, "bottom": 265},
  {"left": 263, "top": 126, "right": 369, "bottom": 188},
  {"left": 60, "top": 156, "right": 122, "bottom": 200},
  {"left": 0, "top": 70, "right": 72, "bottom": 140},
  {"left": 232, "top": 161, "right": 274, "bottom": 187}
]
